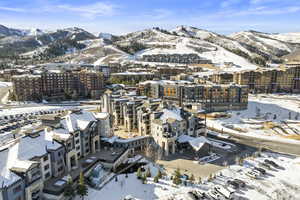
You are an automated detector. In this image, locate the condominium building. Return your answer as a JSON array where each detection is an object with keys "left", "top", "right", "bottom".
[
  {"left": 0, "top": 110, "right": 112, "bottom": 200},
  {"left": 210, "top": 64, "right": 300, "bottom": 93},
  {"left": 12, "top": 70, "right": 105, "bottom": 101},
  {"left": 110, "top": 72, "right": 156, "bottom": 83},
  {"left": 101, "top": 91, "right": 206, "bottom": 156},
  {"left": 138, "top": 80, "right": 248, "bottom": 112}
]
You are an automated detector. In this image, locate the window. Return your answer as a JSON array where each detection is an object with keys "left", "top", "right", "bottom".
[
  {"left": 44, "top": 164, "right": 49, "bottom": 171},
  {"left": 13, "top": 185, "right": 22, "bottom": 193},
  {"left": 45, "top": 172, "right": 51, "bottom": 179},
  {"left": 75, "top": 139, "right": 80, "bottom": 144},
  {"left": 43, "top": 155, "right": 48, "bottom": 162}
]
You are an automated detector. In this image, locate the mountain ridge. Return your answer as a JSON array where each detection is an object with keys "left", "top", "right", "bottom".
[{"left": 1, "top": 24, "right": 300, "bottom": 66}]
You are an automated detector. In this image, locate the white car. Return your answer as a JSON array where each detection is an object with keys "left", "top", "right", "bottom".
[
  {"left": 214, "top": 185, "right": 235, "bottom": 199},
  {"left": 208, "top": 189, "right": 224, "bottom": 200},
  {"left": 246, "top": 171, "right": 258, "bottom": 179}
]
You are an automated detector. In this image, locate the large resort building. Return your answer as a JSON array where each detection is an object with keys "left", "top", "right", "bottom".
[
  {"left": 210, "top": 63, "right": 300, "bottom": 93},
  {"left": 137, "top": 80, "right": 248, "bottom": 112},
  {"left": 0, "top": 110, "right": 117, "bottom": 200},
  {"left": 12, "top": 70, "right": 105, "bottom": 101},
  {"left": 101, "top": 90, "right": 207, "bottom": 156}
]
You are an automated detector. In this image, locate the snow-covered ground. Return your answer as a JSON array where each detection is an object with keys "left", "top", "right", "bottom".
[
  {"left": 0, "top": 82, "right": 12, "bottom": 88},
  {"left": 207, "top": 94, "right": 300, "bottom": 144},
  {"left": 0, "top": 104, "right": 98, "bottom": 117},
  {"left": 220, "top": 153, "right": 300, "bottom": 200},
  {"left": 85, "top": 153, "right": 300, "bottom": 200}
]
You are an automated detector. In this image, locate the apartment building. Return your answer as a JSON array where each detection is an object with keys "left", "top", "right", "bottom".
[
  {"left": 12, "top": 70, "right": 105, "bottom": 101},
  {"left": 101, "top": 91, "right": 206, "bottom": 156},
  {"left": 211, "top": 64, "right": 300, "bottom": 93},
  {"left": 12, "top": 75, "right": 43, "bottom": 101},
  {"left": 150, "top": 103, "right": 206, "bottom": 156},
  {"left": 110, "top": 72, "right": 156, "bottom": 83},
  {"left": 142, "top": 53, "right": 211, "bottom": 64},
  {"left": 0, "top": 110, "right": 111, "bottom": 200},
  {"left": 138, "top": 80, "right": 248, "bottom": 112},
  {"left": 0, "top": 133, "right": 63, "bottom": 200}
]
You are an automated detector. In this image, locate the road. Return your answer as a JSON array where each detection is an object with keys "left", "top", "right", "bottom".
[{"left": 228, "top": 133, "right": 300, "bottom": 156}]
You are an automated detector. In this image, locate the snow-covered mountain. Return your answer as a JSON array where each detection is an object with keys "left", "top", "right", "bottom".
[
  {"left": 230, "top": 30, "right": 300, "bottom": 59},
  {"left": 1, "top": 24, "right": 300, "bottom": 67},
  {"left": 0, "top": 25, "right": 96, "bottom": 57},
  {"left": 0, "top": 25, "right": 27, "bottom": 37}
]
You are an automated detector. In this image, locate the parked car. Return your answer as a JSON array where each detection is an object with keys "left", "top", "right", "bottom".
[
  {"left": 254, "top": 167, "right": 266, "bottom": 175},
  {"left": 251, "top": 169, "right": 261, "bottom": 177},
  {"left": 259, "top": 162, "right": 271, "bottom": 170},
  {"left": 234, "top": 179, "right": 246, "bottom": 188},
  {"left": 245, "top": 171, "right": 257, "bottom": 179},
  {"left": 208, "top": 189, "right": 224, "bottom": 200},
  {"left": 265, "top": 159, "right": 280, "bottom": 168},
  {"left": 214, "top": 185, "right": 235, "bottom": 199},
  {"left": 227, "top": 180, "right": 239, "bottom": 189}
]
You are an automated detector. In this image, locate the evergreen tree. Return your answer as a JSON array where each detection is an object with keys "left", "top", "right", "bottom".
[
  {"left": 154, "top": 174, "right": 159, "bottom": 183},
  {"left": 136, "top": 167, "right": 142, "bottom": 179},
  {"left": 77, "top": 172, "right": 88, "bottom": 200},
  {"left": 173, "top": 168, "right": 182, "bottom": 185},
  {"left": 64, "top": 178, "right": 75, "bottom": 200},
  {"left": 141, "top": 173, "right": 147, "bottom": 184},
  {"left": 157, "top": 170, "right": 162, "bottom": 179},
  {"left": 145, "top": 167, "right": 152, "bottom": 177},
  {"left": 189, "top": 174, "right": 195, "bottom": 183},
  {"left": 198, "top": 177, "right": 202, "bottom": 184}
]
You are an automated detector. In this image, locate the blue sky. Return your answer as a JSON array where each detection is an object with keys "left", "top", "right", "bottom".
[{"left": 0, "top": 0, "right": 300, "bottom": 35}]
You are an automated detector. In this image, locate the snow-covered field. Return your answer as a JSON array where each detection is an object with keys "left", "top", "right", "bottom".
[
  {"left": 220, "top": 153, "right": 300, "bottom": 200},
  {"left": 0, "top": 104, "right": 98, "bottom": 117},
  {"left": 85, "top": 153, "right": 300, "bottom": 200},
  {"left": 0, "top": 82, "right": 12, "bottom": 88},
  {"left": 207, "top": 94, "right": 300, "bottom": 144}
]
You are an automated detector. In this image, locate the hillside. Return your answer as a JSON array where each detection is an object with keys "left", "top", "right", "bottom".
[
  {"left": 230, "top": 30, "right": 300, "bottom": 63},
  {"left": 1, "top": 24, "right": 300, "bottom": 70}
]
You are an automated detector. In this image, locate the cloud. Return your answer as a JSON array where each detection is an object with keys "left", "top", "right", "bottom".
[
  {"left": 0, "top": 2, "right": 117, "bottom": 19},
  {"left": 55, "top": 2, "right": 117, "bottom": 19},
  {"left": 0, "top": 6, "right": 26, "bottom": 12}
]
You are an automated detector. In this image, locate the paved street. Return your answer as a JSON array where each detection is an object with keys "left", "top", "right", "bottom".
[{"left": 227, "top": 133, "right": 300, "bottom": 156}]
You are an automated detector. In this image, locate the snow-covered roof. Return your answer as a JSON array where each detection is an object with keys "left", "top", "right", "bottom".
[
  {"left": 0, "top": 132, "right": 61, "bottom": 188},
  {"left": 177, "top": 135, "right": 195, "bottom": 143},
  {"left": 0, "top": 147, "right": 22, "bottom": 188},
  {"left": 94, "top": 112, "right": 109, "bottom": 119},
  {"left": 46, "top": 128, "right": 71, "bottom": 140},
  {"left": 188, "top": 136, "right": 210, "bottom": 151},
  {"left": 18, "top": 132, "right": 62, "bottom": 160},
  {"left": 62, "top": 111, "right": 97, "bottom": 132},
  {"left": 159, "top": 108, "right": 183, "bottom": 122},
  {"left": 101, "top": 136, "right": 149, "bottom": 144}
]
